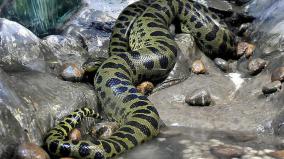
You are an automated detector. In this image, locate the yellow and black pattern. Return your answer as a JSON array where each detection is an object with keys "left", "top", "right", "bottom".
[{"left": 45, "top": 0, "right": 236, "bottom": 158}]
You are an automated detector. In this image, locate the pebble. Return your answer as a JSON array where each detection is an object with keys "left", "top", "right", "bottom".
[
  {"left": 136, "top": 81, "right": 154, "bottom": 95},
  {"left": 262, "top": 81, "right": 282, "bottom": 94},
  {"left": 248, "top": 58, "right": 268, "bottom": 75},
  {"left": 237, "top": 42, "right": 255, "bottom": 58},
  {"left": 268, "top": 150, "right": 284, "bottom": 159},
  {"left": 271, "top": 66, "right": 284, "bottom": 82},
  {"left": 185, "top": 89, "right": 212, "bottom": 106},
  {"left": 61, "top": 63, "right": 84, "bottom": 81},
  {"left": 192, "top": 60, "right": 206, "bottom": 74},
  {"left": 210, "top": 145, "right": 245, "bottom": 159},
  {"left": 14, "top": 143, "right": 50, "bottom": 159},
  {"left": 214, "top": 58, "right": 229, "bottom": 72},
  {"left": 69, "top": 128, "right": 81, "bottom": 141}
]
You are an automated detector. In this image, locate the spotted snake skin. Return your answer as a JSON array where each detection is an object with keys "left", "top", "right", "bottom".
[{"left": 45, "top": 0, "right": 235, "bottom": 158}]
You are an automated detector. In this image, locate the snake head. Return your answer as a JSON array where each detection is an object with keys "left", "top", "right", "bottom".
[{"left": 83, "top": 57, "right": 107, "bottom": 74}]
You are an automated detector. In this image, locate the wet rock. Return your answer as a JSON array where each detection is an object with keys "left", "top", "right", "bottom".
[
  {"left": 62, "top": 10, "right": 115, "bottom": 57},
  {"left": 42, "top": 35, "right": 89, "bottom": 76},
  {"left": 248, "top": 58, "right": 268, "bottom": 75},
  {"left": 0, "top": 69, "right": 97, "bottom": 157},
  {"left": 210, "top": 145, "right": 244, "bottom": 159},
  {"left": 14, "top": 143, "right": 50, "bottom": 159},
  {"left": 61, "top": 64, "right": 84, "bottom": 81},
  {"left": 137, "top": 81, "right": 155, "bottom": 95},
  {"left": 214, "top": 58, "right": 229, "bottom": 72},
  {"left": 268, "top": 150, "right": 284, "bottom": 159},
  {"left": 185, "top": 89, "right": 212, "bottom": 106},
  {"left": 192, "top": 60, "right": 206, "bottom": 74},
  {"left": 0, "top": 18, "right": 47, "bottom": 72},
  {"left": 69, "top": 128, "right": 82, "bottom": 141},
  {"left": 237, "top": 42, "right": 256, "bottom": 58},
  {"left": 271, "top": 67, "right": 284, "bottom": 82},
  {"left": 262, "top": 81, "right": 282, "bottom": 94}
]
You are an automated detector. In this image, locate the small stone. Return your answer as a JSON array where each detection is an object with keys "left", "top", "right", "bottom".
[
  {"left": 237, "top": 42, "right": 255, "bottom": 58},
  {"left": 268, "top": 150, "right": 284, "bottom": 159},
  {"left": 248, "top": 58, "right": 268, "bottom": 75},
  {"left": 210, "top": 145, "right": 244, "bottom": 159},
  {"left": 214, "top": 58, "right": 229, "bottom": 72},
  {"left": 137, "top": 81, "right": 154, "bottom": 95},
  {"left": 61, "top": 63, "right": 84, "bottom": 81},
  {"left": 262, "top": 81, "right": 282, "bottom": 94},
  {"left": 271, "top": 67, "right": 284, "bottom": 82},
  {"left": 185, "top": 89, "right": 212, "bottom": 106},
  {"left": 14, "top": 143, "right": 50, "bottom": 159},
  {"left": 192, "top": 60, "right": 206, "bottom": 74},
  {"left": 69, "top": 128, "right": 81, "bottom": 141}
]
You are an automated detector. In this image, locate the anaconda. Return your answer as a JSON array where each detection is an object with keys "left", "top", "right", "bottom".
[{"left": 45, "top": 0, "right": 235, "bottom": 158}]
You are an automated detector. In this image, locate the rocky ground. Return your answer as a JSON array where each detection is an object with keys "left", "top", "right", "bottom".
[{"left": 0, "top": 0, "right": 284, "bottom": 159}]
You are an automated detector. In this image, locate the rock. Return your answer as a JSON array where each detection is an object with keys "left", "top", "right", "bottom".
[
  {"left": 14, "top": 143, "right": 50, "bottom": 159},
  {"left": 248, "top": 58, "right": 268, "bottom": 75},
  {"left": 137, "top": 81, "right": 155, "bottom": 95},
  {"left": 271, "top": 67, "right": 284, "bottom": 82},
  {"left": 0, "top": 69, "right": 97, "bottom": 157},
  {"left": 268, "top": 150, "right": 284, "bottom": 159},
  {"left": 262, "top": 81, "right": 282, "bottom": 94},
  {"left": 42, "top": 35, "right": 90, "bottom": 76},
  {"left": 62, "top": 10, "right": 115, "bottom": 57},
  {"left": 69, "top": 128, "right": 82, "bottom": 141},
  {"left": 237, "top": 42, "right": 255, "bottom": 58},
  {"left": 61, "top": 64, "right": 84, "bottom": 81},
  {"left": 210, "top": 145, "right": 244, "bottom": 159},
  {"left": 185, "top": 89, "right": 212, "bottom": 106},
  {"left": 0, "top": 18, "right": 47, "bottom": 72},
  {"left": 214, "top": 58, "right": 229, "bottom": 72},
  {"left": 192, "top": 60, "right": 206, "bottom": 74}
]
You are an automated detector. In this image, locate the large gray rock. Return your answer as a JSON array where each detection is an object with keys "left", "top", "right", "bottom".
[
  {"left": 0, "top": 69, "right": 98, "bottom": 158},
  {"left": 62, "top": 9, "right": 115, "bottom": 58},
  {"left": 0, "top": 18, "right": 48, "bottom": 72}
]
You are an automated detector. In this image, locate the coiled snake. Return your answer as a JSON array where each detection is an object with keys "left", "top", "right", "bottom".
[{"left": 44, "top": 0, "right": 235, "bottom": 158}]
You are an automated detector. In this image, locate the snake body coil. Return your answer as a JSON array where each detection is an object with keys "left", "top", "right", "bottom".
[{"left": 45, "top": 0, "right": 235, "bottom": 158}]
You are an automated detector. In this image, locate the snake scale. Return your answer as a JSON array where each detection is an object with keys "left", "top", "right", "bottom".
[{"left": 45, "top": 0, "right": 235, "bottom": 158}]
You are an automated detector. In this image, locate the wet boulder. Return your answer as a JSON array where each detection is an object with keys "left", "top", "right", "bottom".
[
  {"left": 0, "top": 18, "right": 48, "bottom": 72},
  {"left": 0, "top": 69, "right": 98, "bottom": 158},
  {"left": 62, "top": 9, "right": 115, "bottom": 58},
  {"left": 42, "top": 35, "right": 89, "bottom": 80}
]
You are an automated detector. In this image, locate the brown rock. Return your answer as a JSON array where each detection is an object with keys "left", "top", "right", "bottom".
[
  {"left": 61, "top": 63, "right": 84, "bottom": 81},
  {"left": 237, "top": 42, "right": 255, "bottom": 58},
  {"left": 137, "top": 81, "right": 154, "bottom": 95},
  {"left": 14, "top": 143, "right": 50, "bottom": 159},
  {"left": 192, "top": 60, "right": 206, "bottom": 74},
  {"left": 271, "top": 67, "right": 284, "bottom": 82},
  {"left": 69, "top": 128, "right": 81, "bottom": 141},
  {"left": 248, "top": 58, "right": 267, "bottom": 75},
  {"left": 268, "top": 150, "right": 284, "bottom": 159},
  {"left": 210, "top": 145, "right": 244, "bottom": 159},
  {"left": 185, "top": 89, "right": 212, "bottom": 106}
]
